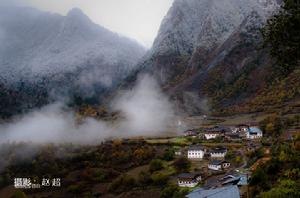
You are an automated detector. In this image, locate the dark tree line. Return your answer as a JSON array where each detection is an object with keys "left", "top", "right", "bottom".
[{"left": 262, "top": 0, "right": 300, "bottom": 78}]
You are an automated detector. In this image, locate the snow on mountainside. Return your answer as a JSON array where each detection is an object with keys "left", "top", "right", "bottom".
[
  {"left": 0, "top": 6, "right": 146, "bottom": 117},
  {"left": 128, "top": 0, "right": 280, "bottom": 114},
  {"left": 138, "top": 0, "right": 280, "bottom": 84},
  {"left": 152, "top": 0, "right": 278, "bottom": 56},
  {"left": 0, "top": 6, "right": 145, "bottom": 87}
]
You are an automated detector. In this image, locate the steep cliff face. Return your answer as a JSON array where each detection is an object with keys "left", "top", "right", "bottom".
[
  {"left": 135, "top": 0, "right": 280, "bottom": 114},
  {"left": 0, "top": 6, "right": 146, "bottom": 117}
]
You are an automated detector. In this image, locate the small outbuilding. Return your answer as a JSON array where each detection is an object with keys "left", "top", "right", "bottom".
[
  {"left": 246, "top": 127, "right": 263, "bottom": 139},
  {"left": 184, "top": 129, "right": 198, "bottom": 137},
  {"left": 177, "top": 173, "right": 201, "bottom": 188},
  {"left": 210, "top": 147, "right": 227, "bottom": 158},
  {"left": 208, "top": 160, "right": 230, "bottom": 171}
]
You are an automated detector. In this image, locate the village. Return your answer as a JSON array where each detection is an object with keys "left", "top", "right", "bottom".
[
  {"left": 164, "top": 123, "right": 265, "bottom": 198},
  {"left": 0, "top": 113, "right": 299, "bottom": 198}
]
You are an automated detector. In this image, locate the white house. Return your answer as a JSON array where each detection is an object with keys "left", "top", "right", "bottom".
[
  {"left": 187, "top": 145, "right": 205, "bottom": 159},
  {"left": 235, "top": 124, "right": 250, "bottom": 133},
  {"left": 246, "top": 127, "right": 263, "bottom": 139},
  {"left": 204, "top": 126, "right": 226, "bottom": 140},
  {"left": 184, "top": 130, "right": 198, "bottom": 137},
  {"left": 210, "top": 147, "right": 227, "bottom": 158},
  {"left": 208, "top": 161, "right": 222, "bottom": 171},
  {"left": 175, "top": 148, "right": 183, "bottom": 156},
  {"left": 177, "top": 173, "right": 201, "bottom": 187},
  {"left": 208, "top": 160, "right": 230, "bottom": 171},
  {"left": 204, "top": 132, "right": 219, "bottom": 140}
]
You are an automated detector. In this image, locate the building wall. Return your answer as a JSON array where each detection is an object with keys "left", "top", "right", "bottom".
[
  {"left": 205, "top": 134, "right": 218, "bottom": 140},
  {"left": 210, "top": 152, "right": 226, "bottom": 158},
  {"left": 208, "top": 164, "right": 222, "bottom": 171},
  {"left": 247, "top": 133, "right": 262, "bottom": 139},
  {"left": 178, "top": 180, "right": 198, "bottom": 188},
  {"left": 222, "top": 162, "right": 231, "bottom": 169},
  {"left": 188, "top": 150, "right": 204, "bottom": 159}
]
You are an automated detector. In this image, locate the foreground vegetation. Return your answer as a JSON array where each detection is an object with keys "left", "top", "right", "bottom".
[
  {"left": 249, "top": 114, "right": 300, "bottom": 197},
  {"left": 0, "top": 139, "right": 193, "bottom": 198}
]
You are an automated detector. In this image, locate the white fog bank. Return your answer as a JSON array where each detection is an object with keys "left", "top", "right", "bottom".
[{"left": 0, "top": 75, "right": 176, "bottom": 144}]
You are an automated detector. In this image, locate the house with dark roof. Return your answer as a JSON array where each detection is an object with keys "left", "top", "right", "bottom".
[
  {"left": 220, "top": 174, "right": 249, "bottom": 186},
  {"left": 204, "top": 126, "right": 226, "bottom": 140},
  {"left": 246, "top": 127, "right": 263, "bottom": 139},
  {"left": 220, "top": 176, "right": 240, "bottom": 186},
  {"left": 210, "top": 147, "right": 227, "bottom": 158},
  {"left": 235, "top": 124, "right": 250, "bottom": 133},
  {"left": 184, "top": 129, "right": 198, "bottom": 137},
  {"left": 177, "top": 173, "right": 201, "bottom": 187},
  {"left": 186, "top": 185, "right": 240, "bottom": 198},
  {"left": 208, "top": 160, "right": 230, "bottom": 171},
  {"left": 187, "top": 145, "right": 205, "bottom": 160},
  {"left": 224, "top": 133, "right": 241, "bottom": 141}
]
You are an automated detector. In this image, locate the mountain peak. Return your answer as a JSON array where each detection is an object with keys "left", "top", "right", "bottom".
[
  {"left": 67, "top": 7, "right": 85, "bottom": 16},
  {"left": 65, "top": 7, "right": 95, "bottom": 30},
  {"left": 67, "top": 7, "right": 87, "bottom": 18}
]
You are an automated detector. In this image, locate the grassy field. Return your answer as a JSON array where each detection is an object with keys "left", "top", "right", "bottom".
[
  {"left": 126, "top": 165, "right": 149, "bottom": 180},
  {"left": 201, "top": 142, "right": 243, "bottom": 148},
  {"left": 217, "top": 113, "right": 272, "bottom": 126},
  {"left": 145, "top": 137, "right": 190, "bottom": 145}
]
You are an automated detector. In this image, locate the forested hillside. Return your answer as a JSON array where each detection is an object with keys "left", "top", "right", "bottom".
[{"left": 203, "top": 0, "right": 300, "bottom": 115}]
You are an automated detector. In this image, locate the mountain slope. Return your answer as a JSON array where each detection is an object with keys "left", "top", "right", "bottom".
[
  {"left": 0, "top": 6, "right": 146, "bottom": 117},
  {"left": 130, "top": 0, "right": 280, "bottom": 115}
]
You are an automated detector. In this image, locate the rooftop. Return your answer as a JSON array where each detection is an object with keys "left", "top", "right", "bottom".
[
  {"left": 187, "top": 185, "right": 240, "bottom": 198},
  {"left": 177, "top": 173, "right": 200, "bottom": 180},
  {"left": 209, "top": 160, "right": 223, "bottom": 165},
  {"left": 211, "top": 147, "right": 227, "bottom": 153},
  {"left": 205, "top": 126, "right": 229, "bottom": 133},
  {"left": 249, "top": 127, "right": 262, "bottom": 134},
  {"left": 188, "top": 145, "right": 205, "bottom": 151}
]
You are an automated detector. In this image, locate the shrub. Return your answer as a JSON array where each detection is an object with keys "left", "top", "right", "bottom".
[
  {"left": 163, "top": 149, "right": 175, "bottom": 161},
  {"left": 173, "top": 157, "right": 191, "bottom": 173},
  {"left": 149, "top": 159, "right": 164, "bottom": 172},
  {"left": 151, "top": 173, "right": 168, "bottom": 186},
  {"left": 12, "top": 191, "right": 27, "bottom": 198},
  {"left": 108, "top": 174, "right": 136, "bottom": 193},
  {"left": 93, "top": 169, "right": 106, "bottom": 182},
  {"left": 161, "top": 184, "right": 188, "bottom": 198},
  {"left": 138, "top": 171, "right": 152, "bottom": 186},
  {"left": 67, "top": 184, "right": 81, "bottom": 194}
]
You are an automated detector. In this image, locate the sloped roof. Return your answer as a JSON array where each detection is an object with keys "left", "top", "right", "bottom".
[
  {"left": 249, "top": 127, "right": 262, "bottom": 134},
  {"left": 177, "top": 173, "right": 200, "bottom": 180},
  {"left": 187, "top": 185, "right": 240, "bottom": 198},
  {"left": 188, "top": 145, "right": 205, "bottom": 151},
  {"left": 210, "top": 147, "right": 227, "bottom": 153},
  {"left": 184, "top": 129, "right": 198, "bottom": 133},
  {"left": 209, "top": 160, "right": 223, "bottom": 165},
  {"left": 205, "top": 126, "right": 228, "bottom": 133}
]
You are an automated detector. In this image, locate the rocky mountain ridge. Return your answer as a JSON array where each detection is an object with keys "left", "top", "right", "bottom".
[{"left": 129, "top": 0, "right": 281, "bottom": 114}]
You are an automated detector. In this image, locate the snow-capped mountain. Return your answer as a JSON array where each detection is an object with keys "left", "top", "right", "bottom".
[
  {"left": 0, "top": 6, "right": 146, "bottom": 116},
  {"left": 126, "top": 0, "right": 280, "bottom": 114},
  {"left": 0, "top": 6, "right": 145, "bottom": 87},
  {"left": 153, "top": 0, "right": 278, "bottom": 55},
  {"left": 137, "top": 0, "right": 279, "bottom": 84}
]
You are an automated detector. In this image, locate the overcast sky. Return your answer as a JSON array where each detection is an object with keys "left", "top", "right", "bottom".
[{"left": 15, "top": 0, "right": 173, "bottom": 48}]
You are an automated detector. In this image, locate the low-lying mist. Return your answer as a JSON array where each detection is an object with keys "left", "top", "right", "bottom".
[{"left": 0, "top": 75, "right": 176, "bottom": 144}]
